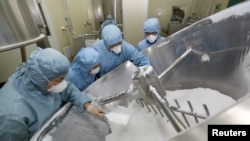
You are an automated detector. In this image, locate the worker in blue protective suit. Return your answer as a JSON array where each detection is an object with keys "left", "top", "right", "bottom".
[
  {"left": 66, "top": 47, "right": 100, "bottom": 91},
  {"left": 101, "top": 14, "right": 117, "bottom": 30},
  {"left": 92, "top": 24, "right": 151, "bottom": 77},
  {"left": 137, "top": 18, "right": 165, "bottom": 52},
  {"left": 0, "top": 47, "right": 105, "bottom": 141}
]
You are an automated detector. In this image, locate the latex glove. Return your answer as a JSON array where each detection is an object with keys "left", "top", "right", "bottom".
[
  {"left": 138, "top": 65, "right": 153, "bottom": 76},
  {"left": 85, "top": 103, "right": 106, "bottom": 117}
]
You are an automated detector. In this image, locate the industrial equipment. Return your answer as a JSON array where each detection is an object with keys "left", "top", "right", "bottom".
[{"left": 0, "top": 0, "right": 47, "bottom": 62}]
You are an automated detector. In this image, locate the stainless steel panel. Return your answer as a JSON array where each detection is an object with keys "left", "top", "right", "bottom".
[
  {"left": 85, "top": 61, "right": 138, "bottom": 98},
  {"left": 91, "top": 0, "right": 104, "bottom": 30},
  {"left": 30, "top": 103, "right": 111, "bottom": 141},
  {"left": 102, "top": 0, "right": 122, "bottom": 24},
  {"left": 92, "top": 0, "right": 123, "bottom": 30},
  {"left": 0, "top": 0, "right": 45, "bottom": 52},
  {"left": 141, "top": 1, "right": 250, "bottom": 141},
  {"left": 142, "top": 4, "right": 250, "bottom": 100},
  {"left": 167, "top": 94, "right": 250, "bottom": 141}
]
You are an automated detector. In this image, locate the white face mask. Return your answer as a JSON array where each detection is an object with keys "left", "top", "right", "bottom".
[
  {"left": 47, "top": 80, "right": 68, "bottom": 93},
  {"left": 111, "top": 45, "right": 122, "bottom": 54},
  {"left": 90, "top": 66, "right": 100, "bottom": 74},
  {"left": 147, "top": 34, "right": 157, "bottom": 43}
]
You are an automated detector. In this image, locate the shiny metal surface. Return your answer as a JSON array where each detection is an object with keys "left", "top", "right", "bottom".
[
  {"left": 158, "top": 48, "right": 192, "bottom": 79},
  {"left": 91, "top": 0, "right": 123, "bottom": 30},
  {"left": 30, "top": 103, "right": 111, "bottom": 141},
  {"left": 167, "top": 95, "right": 250, "bottom": 141},
  {"left": 143, "top": 2, "right": 250, "bottom": 100},
  {"left": 85, "top": 61, "right": 138, "bottom": 98},
  {"left": 149, "top": 86, "right": 186, "bottom": 132},
  {"left": 133, "top": 66, "right": 166, "bottom": 99},
  {"left": 102, "top": 0, "right": 123, "bottom": 24},
  {"left": 0, "top": 0, "right": 45, "bottom": 52},
  {"left": 91, "top": 0, "right": 104, "bottom": 30},
  {"left": 89, "top": 1, "right": 250, "bottom": 140},
  {"left": 142, "top": 2, "right": 250, "bottom": 141}
]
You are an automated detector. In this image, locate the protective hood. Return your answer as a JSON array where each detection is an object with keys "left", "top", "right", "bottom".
[
  {"left": 14, "top": 47, "right": 70, "bottom": 92},
  {"left": 102, "top": 25, "right": 122, "bottom": 48},
  {"left": 71, "top": 47, "right": 100, "bottom": 72},
  {"left": 143, "top": 18, "right": 160, "bottom": 35}
]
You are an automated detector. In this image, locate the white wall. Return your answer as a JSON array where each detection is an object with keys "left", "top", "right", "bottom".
[
  {"left": 40, "top": 0, "right": 94, "bottom": 58},
  {"left": 123, "top": 0, "right": 148, "bottom": 46}
]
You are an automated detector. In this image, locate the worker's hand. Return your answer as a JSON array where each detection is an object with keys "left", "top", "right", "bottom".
[
  {"left": 138, "top": 65, "right": 153, "bottom": 76},
  {"left": 85, "top": 103, "right": 106, "bottom": 117}
]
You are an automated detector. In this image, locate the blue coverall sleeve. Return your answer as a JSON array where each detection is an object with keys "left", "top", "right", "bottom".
[
  {"left": 137, "top": 42, "right": 142, "bottom": 51},
  {"left": 61, "top": 82, "right": 92, "bottom": 112},
  {"left": 137, "top": 40, "right": 146, "bottom": 52},
  {"left": 124, "top": 42, "right": 151, "bottom": 67},
  {"left": 0, "top": 115, "right": 29, "bottom": 141}
]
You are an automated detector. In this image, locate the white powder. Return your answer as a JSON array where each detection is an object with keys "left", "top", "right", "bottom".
[
  {"left": 105, "top": 87, "right": 236, "bottom": 141},
  {"left": 165, "top": 88, "right": 235, "bottom": 116}
]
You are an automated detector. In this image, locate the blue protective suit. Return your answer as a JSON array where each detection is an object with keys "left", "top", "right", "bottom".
[
  {"left": 137, "top": 18, "right": 165, "bottom": 52},
  {"left": 66, "top": 47, "right": 100, "bottom": 91},
  {"left": 0, "top": 48, "right": 91, "bottom": 141},
  {"left": 92, "top": 24, "right": 151, "bottom": 77}
]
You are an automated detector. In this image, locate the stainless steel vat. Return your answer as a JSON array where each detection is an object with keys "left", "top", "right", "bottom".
[
  {"left": 85, "top": 1, "right": 250, "bottom": 140},
  {"left": 142, "top": 3, "right": 250, "bottom": 100},
  {"left": 0, "top": 0, "right": 45, "bottom": 52},
  {"left": 142, "top": 2, "right": 250, "bottom": 141}
]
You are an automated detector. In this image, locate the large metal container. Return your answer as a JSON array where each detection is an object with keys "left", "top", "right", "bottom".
[
  {"left": 142, "top": 3, "right": 250, "bottom": 100},
  {"left": 0, "top": 0, "right": 45, "bottom": 52}
]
